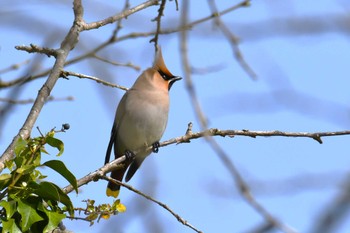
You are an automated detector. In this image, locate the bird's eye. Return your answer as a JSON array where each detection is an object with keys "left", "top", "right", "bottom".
[{"left": 158, "top": 70, "right": 169, "bottom": 80}]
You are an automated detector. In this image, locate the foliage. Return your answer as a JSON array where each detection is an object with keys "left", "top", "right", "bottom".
[
  {"left": 0, "top": 129, "right": 78, "bottom": 233},
  {"left": 79, "top": 199, "right": 126, "bottom": 226}
]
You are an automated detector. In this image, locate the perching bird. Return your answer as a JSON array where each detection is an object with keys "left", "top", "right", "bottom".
[{"left": 105, "top": 49, "right": 181, "bottom": 198}]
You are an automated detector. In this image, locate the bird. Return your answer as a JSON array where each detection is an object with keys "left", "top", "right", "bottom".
[{"left": 105, "top": 49, "right": 181, "bottom": 198}]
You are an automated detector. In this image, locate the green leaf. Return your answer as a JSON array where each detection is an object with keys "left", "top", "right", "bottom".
[
  {"left": 2, "top": 218, "right": 21, "bottom": 233},
  {"left": 0, "top": 200, "right": 17, "bottom": 219},
  {"left": 29, "top": 181, "right": 60, "bottom": 203},
  {"left": 46, "top": 136, "right": 64, "bottom": 156},
  {"left": 37, "top": 202, "right": 66, "bottom": 233},
  {"left": 0, "top": 173, "right": 12, "bottom": 181},
  {"left": 16, "top": 164, "right": 35, "bottom": 175},
  {"left": 43, "top": 160, "right": 78, "bottom": 193},
  {"left": 14, "top": 137, "right": 27, "bottom": 156},
  {"left": 30, "top": 181, "right": 74, "bottom": 216},
  {"left": 0, "top": 173, "right": 12, "bottom": 190},
  {"left": 17, "top": 199, "right": 44, "bottom": 232}
]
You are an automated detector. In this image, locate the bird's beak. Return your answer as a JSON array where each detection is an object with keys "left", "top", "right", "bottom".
[
  {"left": 168, "top": 76, "right": 182, "bottom": 90},
  {"left": 171, "top": 76, "right": 182, "bottom": 82}
]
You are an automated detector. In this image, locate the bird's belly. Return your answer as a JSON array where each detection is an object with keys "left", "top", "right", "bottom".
[{"left": 118, "top": 105, "right": 168, "bottom": 153}]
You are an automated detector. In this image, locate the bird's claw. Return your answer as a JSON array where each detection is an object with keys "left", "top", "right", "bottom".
[
  {"left": 152, "top": 142, "right": 160, "bottom": 153},
  {"left": 125, "top": 150, "right": 135, "bottom": 161}
]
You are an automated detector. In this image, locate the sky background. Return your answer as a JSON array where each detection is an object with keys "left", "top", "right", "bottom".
[{"left": 1, "top": 0, "right": 350, "bottom": 233}]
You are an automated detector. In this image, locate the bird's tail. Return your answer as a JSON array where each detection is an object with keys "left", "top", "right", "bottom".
[{"left": 106, "top": 166, "right": 128, "bottom": 198}]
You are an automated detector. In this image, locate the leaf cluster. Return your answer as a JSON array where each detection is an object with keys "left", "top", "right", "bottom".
[
  {"left": 0, "top": 130, "right": 78, "bottom": 233},
  {"left": 78, "top": 199, "right": 126, "bottom": 226}
]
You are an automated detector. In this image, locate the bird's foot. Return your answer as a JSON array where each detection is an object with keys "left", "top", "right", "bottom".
[
  {"left": 152, "top": 142, "right": 160, "bottom": 153},
  {"left": 125, "top": 150, "right": 135, "bottom": 161}
]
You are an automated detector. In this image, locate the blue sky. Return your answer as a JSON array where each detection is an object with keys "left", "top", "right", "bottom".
[{"left": 1, "top": 0, "right": 350, "bottom": 232}]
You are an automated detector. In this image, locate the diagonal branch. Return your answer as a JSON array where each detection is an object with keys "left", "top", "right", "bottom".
[
  {"left": 207, "top": 0, "right": 256, "bottom": 79},
  {"left": 101, "top": 175, "right": 202, "bottom": 233},
  {"left": 0, "top": 0, "right": 162, "bottom": 172},
  {"left": 0, "top": 0, "right": 84, "bottom": 171}
]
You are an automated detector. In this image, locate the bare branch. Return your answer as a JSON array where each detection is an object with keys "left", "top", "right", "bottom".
[
  {"left": 102, "top": 176, "right": 203, "bottom": 233},
  {"left": 150, "top": 0, "right": 166, "bottom": 51},
  {"left": 310, "top": 173, "right": 350, "bottom": 233},
  {"left": 0, "top": 0, "right": 84, "bottom": 170},
  {"left": 0, "top": 1, "right": 250, "bottom": 89},
  {"left": 92, "top": 54, "right": 140, "bottom": 71},
  {"left": 15, "top": 44, "right": 58, "bottom": 57},
  {"left": 207, "top": 0, "right": 256, "bottom": 79},
  {"left": 62, "top": 126, "right": 350, "bottom": 195},
  {"left": 62, "top": 70, "right": 129, "bottom": 91},
  {"left": 179, "top": 0, "right": 208, "bottom": 128},
  {"left": 82, "top": 0, "right": 159, "bottom": 31},
  {"left": 0, "top": 96, "right": 74, "bottom": 105},
  {"left": 179, "top": 3, "right": 294, "bottom": 231},
  {"left": 0, "top": 59, "right": 30, "bottom": 75}
]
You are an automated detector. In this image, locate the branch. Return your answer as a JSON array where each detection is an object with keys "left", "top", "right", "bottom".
[
  {"left": 150, "top": 0, "right": 166, "bottom": 51},
  {"left": 0, "top": 1, "right": 250, "bottom": 89},
  {"left": 63, "top": 126, "right": 350, "bottom": 193},
  {"left": 61, "top": 70, "right": 129, "bottom": 91},
  {"left": 163, "top": 127, "right": 350, "bottom": 145},
  {"left": 61, "top": 125, "right": 348, "bottom": 231},
  {"left": 0, "top": 0, "right": 161, "bottom": 170},
  {"left": 310, "top": 173, "right": 350, "bottom": 233},
  {"left": 0, "top": 96, "right": 74, "bottom": 105},
  {"left": 101, "top": 176, "right": 202, "bottom": 233},
  {"left": 0, "top": 0, "right": 84, "bottom": 171},
  {"left": 207, "top": 0, "right": 256, "bottom": 79},
  {"left": 0, "top": 59, "right": 30, "bottom": 75},
  {"left": 15, "top": 44, "right": 58, "bottom": 57},
  {"left": 82, "top": 0, "right": 159, "bottom": 31},
  {"left": 92, "top": 54, "right": 140, "bottom": 71}
]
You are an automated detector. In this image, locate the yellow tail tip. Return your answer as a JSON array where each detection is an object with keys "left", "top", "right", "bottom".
[{"left": 106, "top": 188, "right": 120, "bottom": 198}]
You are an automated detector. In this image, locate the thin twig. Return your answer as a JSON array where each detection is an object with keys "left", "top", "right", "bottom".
[
  {"left": 0, "top": 96, "right": 74, "bottom": 105},
  {"left": 150, "top": 0, "right": 166, "bottom": 51},
  {"left": 309, "top": 173, "right": 350, "bottom": 233},
  {"left": 15, "top": 44, "right": 58, "bottom": 57},
  {"left": 179, "top": 1, "right": 295, "bottom": 232},
  {"left": 179, "top": 0, "right": 208, "bottom": 128},
  {"left": 207, "top": 0, "right": 257, "bottom": 79},
  {"left": 1, "top": 1, "right": 250, "bottom": 89},
  {"left": 82, "top": 0, "right": 159, "bottom": 31},
  {"left": 102, "top": 176, "right": 203, "bottom": 233},
  {"left": 110, "top": 0, "right": 130, "bottom": 40},
  {"left": 61, "top": 70, "right": 129, "bottom": 91},
  {"left": 92, "top": 54, "right": 140, "bottom": 71},
  {"left": 0, "top": 60, "right": 30, "bottom": 75}
]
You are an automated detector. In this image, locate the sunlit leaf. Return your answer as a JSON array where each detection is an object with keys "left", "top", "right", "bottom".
[
  {"left": 0, "top": 173, "right": 11, "bottom": 181},
  {"left": 14, "top": 137, "right": 27, "bottom": 156},
  {"left": 42, "top": 160, "right": 78, "bottom": 193},
  {"left": 111, "top": 199, "right": 126, "bottom": 213},
  {"left": 2, "top": 218, "right": 21, "bottom": 233},
  {"left": 86, "top": 213, "right": 98, "bottom": 221},
  {"left": 46, "top": 137, "right": 64, "bottom": 157},
  {"left": 116, "top": 203, "right": 126, "bottom": 213},
  {"left": 100, "top": 213, "right": 111, "bottom": 220},
  {"left": 16, "top": 164, "right": 35, "bottom": 175}
]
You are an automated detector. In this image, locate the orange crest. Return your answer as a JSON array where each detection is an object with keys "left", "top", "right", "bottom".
[{"left": 153, "top": 48, "right": 173, "bottom": 77}]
